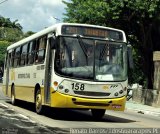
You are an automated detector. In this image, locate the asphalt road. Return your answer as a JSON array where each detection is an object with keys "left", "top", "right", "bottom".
[
  {"left": 0, "top": 84, "right": 68, "bottom": 134},
  {"left": 0, "top": 83, "right": 160, "bottom": 134}
]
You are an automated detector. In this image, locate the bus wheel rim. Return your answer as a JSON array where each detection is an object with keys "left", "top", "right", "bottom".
[
  {"left": 36, "top": 94, "right": 42, "bottom": 110},
  {"left": 11, "top": 93, "right": 15, "bottom": 103}
]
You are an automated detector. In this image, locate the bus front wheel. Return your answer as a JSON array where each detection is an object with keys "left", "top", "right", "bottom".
[
  {"left": 91, "top": 109, "right": 106, "bottom": 119},
  {"left": 35, "top": 90, "right": 43, "bottom": 114}
]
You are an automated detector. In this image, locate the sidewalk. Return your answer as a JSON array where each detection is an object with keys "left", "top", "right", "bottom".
[{"left": 125, "top": 100, "right": 160, "bottom": 117}]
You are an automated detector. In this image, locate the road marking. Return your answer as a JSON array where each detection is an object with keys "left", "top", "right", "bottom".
[
  {"left": 0, "top": 102, "right": 8, "bottom": 108},
  {"left": 18, "top": 113, "right": 36, "bottom": 123},
  {"left": 18, "top": 114, "right": 30, "bottom": 120}
]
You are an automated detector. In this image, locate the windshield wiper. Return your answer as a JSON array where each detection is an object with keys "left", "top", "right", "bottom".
[{"left": 76, "top": 35, "right": 89, "bottom": 64}]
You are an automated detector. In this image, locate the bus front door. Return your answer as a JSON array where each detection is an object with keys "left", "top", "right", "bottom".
[{"left": 44, "top": 38, "right": 52, "bottom": 104}]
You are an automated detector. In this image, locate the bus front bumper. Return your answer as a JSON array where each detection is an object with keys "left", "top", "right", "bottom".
[{"left": 51, "top": 91, "right": 126, "bottom": 111}]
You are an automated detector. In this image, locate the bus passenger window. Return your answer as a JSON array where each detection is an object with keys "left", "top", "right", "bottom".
[
  {"left": 37, "top": 50, "right": 44, "bottom": 62},
  {"left": 13, "top": 47, "right": 21, "bottom": 67},
  {"left": 20, "top": 43, "right": 28, "bottom": 66},
  {"left": 34, "top": 39, "right": 39, "bottom": 63},
  {"left": 36, "top": 36, "right": 47, "bottom": 63},
  {"left": 6, "top": 52, "right": 12, "bottom": 68},
  {"left": 9, "top": 53, "right": 12, "bottom": 68},
  {"left": 11, "top": 50, "right": 15, "bottom": 67},
  {"left": 28, "top": 40, "right": 36, "bottom": 65},
  {"left": 4, "top": 53, "right": 8, "bottom": 69}
]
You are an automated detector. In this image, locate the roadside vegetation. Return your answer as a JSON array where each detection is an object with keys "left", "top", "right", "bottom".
[
  {"left": 63, "top": 0, "right": 160, "bottom": 89},
  {"left": 1, "top": 0, "right": 160, "bottom": 89},
  {"left": 0, "top": 16, "right": 34, "bottom": 67}
]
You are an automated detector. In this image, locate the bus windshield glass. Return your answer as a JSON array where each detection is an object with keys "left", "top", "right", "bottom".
[{"left": 55, "top": 36, "right": 127, "bottom": 81}]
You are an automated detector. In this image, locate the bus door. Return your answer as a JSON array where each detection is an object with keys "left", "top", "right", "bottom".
[
  {"left": 5, "top": 51, "right": 11, "bottom": 95},
  {"left": 44, "top": 37, "right": 53, "bottom": 104}
]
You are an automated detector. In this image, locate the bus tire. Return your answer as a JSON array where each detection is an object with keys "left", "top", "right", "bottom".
[
  {"left": 11, "top": 85, "right": 16, "bottom": 105},
  {"left": 91, "top": 109, "right": 106, "bottom": 119},
  {"left": 35, "top": 89, "right": 43, "bottom": 114}
]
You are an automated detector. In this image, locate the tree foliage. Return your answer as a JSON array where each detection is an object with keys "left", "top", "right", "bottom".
[
  {"left": 63, "top": 0, "right": 160, "bottom": 88},
  {"left": 0, "top": 16, "right": 23, "bottom": 67},
  {"left": 0, "top": 17, "right": 22, "bottom": 30},
  {"left": 0, "top": 16, "right": 23, "bottom": 42},
  {"left": 23, "top": 31, "right": 35, "bottom": 38},
  {"left": 0, "top": 41, "right": 10, "bottom": 66},
  {"left": 0, "top": 27, "right": 23, "bottom": 42}
]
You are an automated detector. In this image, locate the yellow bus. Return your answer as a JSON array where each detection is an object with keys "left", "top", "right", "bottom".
[{"left": 2, "top": 23, "right": 129, "bottom": 119}]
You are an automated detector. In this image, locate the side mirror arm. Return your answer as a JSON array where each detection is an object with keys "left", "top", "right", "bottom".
[{"left": 127, "top": 45, "right": 134, "bottom": 69}]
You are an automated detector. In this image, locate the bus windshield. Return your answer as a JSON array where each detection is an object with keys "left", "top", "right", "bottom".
[{"left": 55, "top": 36, "right": 127, "bottom": 81}]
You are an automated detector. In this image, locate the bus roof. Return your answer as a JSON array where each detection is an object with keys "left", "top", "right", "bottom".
[{"left": 7, "top": 23, "right": 126, "bottom": 50}]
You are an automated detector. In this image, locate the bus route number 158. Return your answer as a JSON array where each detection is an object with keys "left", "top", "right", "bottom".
[{"left": 71, "top": 83, "right": 85, "bottom": 91}]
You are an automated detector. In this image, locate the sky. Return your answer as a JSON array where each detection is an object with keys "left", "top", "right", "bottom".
[{"left": 0, "top": 0, "right": 67, "bottom": 32}]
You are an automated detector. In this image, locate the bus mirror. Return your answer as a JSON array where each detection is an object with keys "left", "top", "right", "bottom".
[
  {"left": 49, "top": 36, "right": 56, "bottom": 49},
  {"left": 127, "top": 45, "right": 134, "bottom": 69}
]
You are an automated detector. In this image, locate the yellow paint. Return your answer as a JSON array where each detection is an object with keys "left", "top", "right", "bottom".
[
  {"left": 2, "top": 85, "right": 11, "bottom": 97},
  {"left": 2, "top": 84, "right": 46, "bottom": 105},
  {"left": 51, "top": 91, "right": 126, "bottom": 111},
  {"left": 11, "top": 69, "right": 15, "bottom": 81},
  {"left": 102, "top": 85, "right": 109, "bottom": 90},
  {"left": 2, "top": 85, "right": 6, "bottom": 95},
  {"left": 2, "top": 84, "right": 126, "bottom": 111},
  {"left": 15, "top": 85, "right": 34, "bottom": 102}
]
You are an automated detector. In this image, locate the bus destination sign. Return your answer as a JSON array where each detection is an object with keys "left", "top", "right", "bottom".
[{"left": 61, "top": 25, "right": 123, "bottom": 41}]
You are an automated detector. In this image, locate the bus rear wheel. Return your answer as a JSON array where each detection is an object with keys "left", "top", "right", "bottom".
[
  {"left": 35, "top": 90, "right": 43, "bottom": 114},
  {"left": 91, "top": 109, "right": 106, "bottom": 119},
  {"left": 11, "top": 85, "right": 16, "bottom": 105}
]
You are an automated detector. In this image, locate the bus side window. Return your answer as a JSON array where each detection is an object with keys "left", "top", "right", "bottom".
[
  {"left": 36, "top": 36, "right": 47, "bottom": 63},
  {"left": 14, "top": 47, "right": 21, "bottom": 67},
  {"left": 4, "top": 52, "right": 8, "bottom": 69},
  {"left": 20, "top": 43, "right": 28, "bottom": 66},
  {"left": 5, "top": 52, "right": 11, "bottom": 69},
  {"left": 9, "top": 52, "right": 12, "bottom": 68},
  {"left": 11, "top": 49, "right": 15, "bottom": 67},
  {"left": 34, "top": 39, "right": 39, "bottom": 63},
  {"left": 28, "top": 40, "right": 36, "bottom": 65}
]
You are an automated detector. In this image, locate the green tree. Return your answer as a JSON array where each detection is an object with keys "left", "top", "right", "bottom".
[
  {"left": 63, "top": 0, "right": 160, "bottom": 88},
  {"left": 0, "top": 16, "right": 23, "bottom": 42},
  {"left": 0, "top": 40, "right": 10, "bottom": 66},
  {"left": 0, "top": 27, "right": 23, "bottom": 42},
  {"left": 0, "top": 17, "right": 22, "bottom": 30},
  {"left": 12, "top": 19, "right": 23, "bottom": 30},
  {"left": 0, "top": 16, "right": 24, "bottom": 67},
  {"left": 23, "top": 31, "right": 35, "bottom": 38}
]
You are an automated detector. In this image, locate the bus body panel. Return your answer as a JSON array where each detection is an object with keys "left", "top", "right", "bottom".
[
  {"left": 3, "top": 64, "right": 46, "bottom": 103},
  {"left": 50, "top": 91, "right": 126, "bottom": 111},
  {"left": 14, "top": 85, "right": 34, "bottom": 102}
]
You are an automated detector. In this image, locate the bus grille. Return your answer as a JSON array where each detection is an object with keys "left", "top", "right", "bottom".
[
  {"left": 73, "top": 91, "right": 110, "bottom": 97},
  {"left": 73, "top": 102, "right": 110, "bottom": 106}
]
